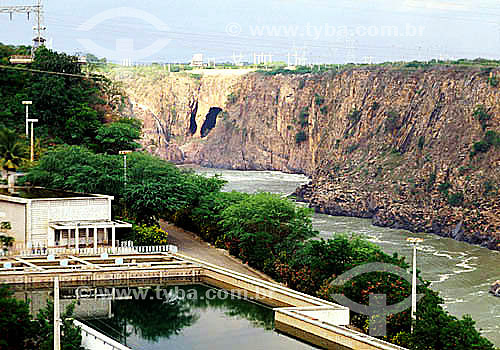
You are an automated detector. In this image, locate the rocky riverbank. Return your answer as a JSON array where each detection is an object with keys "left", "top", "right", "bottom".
[{"left": 295, "top": 178, "right": 500, "bottom": 251}]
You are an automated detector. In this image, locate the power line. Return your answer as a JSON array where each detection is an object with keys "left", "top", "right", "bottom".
[{"left": 0, "top": 64, "right": 102, "bottom": 79}]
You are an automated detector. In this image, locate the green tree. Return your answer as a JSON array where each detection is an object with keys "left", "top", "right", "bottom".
[
  {"left": 33, "top": 300, "right": 84, "bottom": 350},
  {"left": 94, "top": 118, "right": 142, "bottom": 154},
  {"left": 220, "top": 193, "right": 316, "bottom": 272},
  {"left": 0, "top": 127, "right": 27, "bottom": 179},
  {"left": 0, "top": 286, "right": 36, "bottom": 349}
]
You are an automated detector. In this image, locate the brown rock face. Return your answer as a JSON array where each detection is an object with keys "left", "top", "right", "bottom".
[{"left": 111, "top": 66, "right": 500, "bottom": 250}]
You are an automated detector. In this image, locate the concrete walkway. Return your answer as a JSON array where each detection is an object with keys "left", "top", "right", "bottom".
[{"left": 161, "top": 221, "right": 275, "bottom": 282}]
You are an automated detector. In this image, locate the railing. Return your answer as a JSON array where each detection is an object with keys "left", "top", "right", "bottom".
[
  {"left": 74, "top": 320, "right": 132, "bottom": 350},
  {"left": 0, "top": 245, "right": 178, "bottom": 257}
]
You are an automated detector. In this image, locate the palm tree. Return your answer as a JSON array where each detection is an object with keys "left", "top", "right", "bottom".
[{"left": 0, "top": 128, "right": 27, "bottom": 180}]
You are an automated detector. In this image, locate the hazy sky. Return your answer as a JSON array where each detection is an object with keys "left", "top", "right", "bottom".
[{"left": 1, "top": 0, "right": 499, "bottom": 64}]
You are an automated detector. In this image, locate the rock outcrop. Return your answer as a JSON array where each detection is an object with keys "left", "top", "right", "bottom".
[
  {"left": 110, "top": 66, "right": 500, "bottom": 250},
  {"left": 490, "top": 281, "right": 500, "bottom": 297}
]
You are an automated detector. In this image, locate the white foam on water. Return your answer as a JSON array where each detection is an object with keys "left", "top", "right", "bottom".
[
  {"left": 432, "top": 251, "right": 456, "bottom": 260},
  {"left": 443, "top": 297, "right": 465, "bottom": 304},
  {"left": 468, "top": 290, "right": 487, "bottom": 297},
  {"left": 454, "top": 257, "right": 478, "bottom": 273},
  {"left": 430, "top": 273, "right": 454, "bottom": 285}
]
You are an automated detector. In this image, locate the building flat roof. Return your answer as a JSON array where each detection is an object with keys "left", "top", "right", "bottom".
[
  {"left": 0, "top": 187, "right": 97, "bottom": 199},
  {"left": 0, "top": 187, "right": 104, "bottom": 200}
]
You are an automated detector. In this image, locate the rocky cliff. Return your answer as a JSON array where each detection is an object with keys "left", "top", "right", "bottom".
[{"left": 109, "top": 66, "right": 500, "bottom": 250}]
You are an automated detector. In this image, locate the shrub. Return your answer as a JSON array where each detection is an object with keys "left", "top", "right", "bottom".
[
  {"left": 384, "top": 110, "right": 400, "bottom": 134},
  {"left": 483, "top": 181, "right": 496, "bottom": 195},
  {"left": 131, "top": 224, "right": 168, "bottom": 246},
  {"left": 426, "top": 172, "right": 436, "bottom": 192},
  {"left": 298, "top": 107, "right": 309, "bottom": 127},
  {"left": 473, "top": 105, "right": 491, "bottom": 131},
  {"left": 320, "top": 105, "right": 328, "bottom": 115},
  {"left": 448, "top": 192, "right": 464, "bottom": 206},
  {"left": 347, "top": 109, "right": 362, "bottom": 124},
  {"left": 227, "top": 92, "right": 238, "bottom": 104},
  {"left": 484, "top": 130, "right": 500, "bottom": 146},
  {"left": 314, "top": 94, "right": 325, "bottom": 106},
  {"left": 438, "top": 182, "right": 452, "bottom": 195},
  {"left": 346, "top": 143, "right": 359, "bottom": 153},
  {"left": 470, "top": 130, "right": 500, "bottom": 156},
  {"left": 295, "top": 130, "right": 307, "bottom": 144},
  {"left": 488, "top": 76, "right": 498, "bottom": 87},
  {"left": 417, "top": 136, "right": 425, "bottom": 150},
  {"left": 471, "top": 140, "right": 492, "bottom": 156}
]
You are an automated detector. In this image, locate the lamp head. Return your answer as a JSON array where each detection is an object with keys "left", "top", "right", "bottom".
[{"left": 406, "top": 237, "right": 424, "bottom": 244}]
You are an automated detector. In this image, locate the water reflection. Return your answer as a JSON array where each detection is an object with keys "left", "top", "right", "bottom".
[{"left": 82, "top": 285, "right": 309, "bottom": 350}]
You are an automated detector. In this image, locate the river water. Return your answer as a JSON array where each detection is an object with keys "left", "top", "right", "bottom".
[{"left": 187, "top": 166, "right": 500, "bottom": 346}]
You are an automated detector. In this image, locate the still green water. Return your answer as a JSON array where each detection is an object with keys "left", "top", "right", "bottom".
[
  {"left": 81, "top": 284, "right": 318, "bottom": 350},
  {"left": 187, "top": 166, "right": 500, "bottom": 346}
]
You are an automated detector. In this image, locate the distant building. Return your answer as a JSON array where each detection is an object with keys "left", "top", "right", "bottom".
[
  {"left": 0, "top": 187, "right": 131, "bottom": 250},
  {"left": 191, "top": 53, "right": 204, "bottom": 67}
]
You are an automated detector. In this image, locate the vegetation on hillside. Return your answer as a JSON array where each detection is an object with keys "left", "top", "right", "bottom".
[{"left": 0, "top": 43, "right": 140, "bottom": 154}]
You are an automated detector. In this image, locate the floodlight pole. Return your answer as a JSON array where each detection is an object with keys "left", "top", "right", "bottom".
[
  {"left": 53, "top": 276, "right": 61, "bottom": 350},
  {"left": 22, "top": 101, "right": 32, "bottom": 137},
  {"left": 407, "top": 237, "right": 424, "bottom": 333},
  {"left": 28, "top": 119, "right": 39, "bottom": 162},
  {"left": 119, "top": 151, "right": 133, "bottom": 186}
]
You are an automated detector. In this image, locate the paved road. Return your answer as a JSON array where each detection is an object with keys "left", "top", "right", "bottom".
[{"left": 161, "top": 221, "right": 275, "bottom": 282}]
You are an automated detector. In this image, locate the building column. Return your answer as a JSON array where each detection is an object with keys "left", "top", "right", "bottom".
[
  {"left": 48, "top": 227, "right": 55, "bottom": 247},
  {"left": 93, "top": 227, "right": 97, "bottom": 252},
  {"left": 85, "top": 227, "right": 89, "bottom": 247},
  {"left": 67, "top": 229, "right": 70, "bottom": 248},
  {"left": 112, "top": 224, "right": 116, "bottom": 253},
  {"left": 75, "top": 225, "right": 79, "bottom": 251}
]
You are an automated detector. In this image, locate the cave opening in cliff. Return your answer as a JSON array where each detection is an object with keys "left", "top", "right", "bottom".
[
  {"left": 200, "top": 107, "right": 223, "bottom": 138},
  {"left": 189, "top": 101, "right": 199, "bottom": 135}
]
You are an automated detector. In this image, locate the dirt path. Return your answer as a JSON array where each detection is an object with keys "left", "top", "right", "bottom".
[{"left": 161, "top": 221, "right": 275, "bottom": 282}]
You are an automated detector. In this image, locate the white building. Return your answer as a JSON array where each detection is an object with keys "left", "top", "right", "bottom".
[
  {"left": 191, "top": 53, "right": 204, "bottom": 67},
  {"left": 0, "top": 187, "right": 131, "bottom": 251}
]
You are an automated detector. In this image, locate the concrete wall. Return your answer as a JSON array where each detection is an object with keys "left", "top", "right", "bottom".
[{"left": 0, "top": 200, "right": 26, "bottom": 248}]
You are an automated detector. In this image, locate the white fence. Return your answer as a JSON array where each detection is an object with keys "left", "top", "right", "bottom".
[
  {"left": 74, "top": 320, "right": 132, "bottom": 350},
  {"left": 0, "top": 245, "right": 178, "bottom": 257}
]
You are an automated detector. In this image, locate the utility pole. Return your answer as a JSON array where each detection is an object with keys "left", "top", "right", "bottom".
[
  {"left": 407, "top": 237, "right": 424, "bottom": 333},
  {"left": 28, "top": 118, "right": 38, "bottom": 162},
  {"left": 53, "top": 276, "right": 61, "bottom": 350},
  {"left": 0, "top": 0, "right": 46, "bottom": 54},
  {"left": 22, "top": 100, "right": 32, "bottom": 137}
]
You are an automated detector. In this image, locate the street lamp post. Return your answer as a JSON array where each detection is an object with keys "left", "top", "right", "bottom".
[
  {"left": 407, "top": 237, "right": 424, "bottom": 333},
  {"left": 28, "top": 119, "right": 39, "bottom": 162},
  {"left": 119, "top": 150, "right": 133, "bottom": 186},
  {"left": 22, "top": 101, "right": 32, "bottom": 137}
]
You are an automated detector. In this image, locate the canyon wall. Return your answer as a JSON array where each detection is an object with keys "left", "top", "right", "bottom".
[{"left": 110, "top": 66, "right": 500, "bottom": 250}]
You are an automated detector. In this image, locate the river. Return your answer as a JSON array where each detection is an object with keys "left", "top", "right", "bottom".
[{"left": 186, "top": 166, "right": 500, "bottom": 346}]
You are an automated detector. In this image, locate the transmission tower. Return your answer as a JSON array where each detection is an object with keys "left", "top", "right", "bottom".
[{"left": 1, "top": 0, "right": 46, "bottom": 55}]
